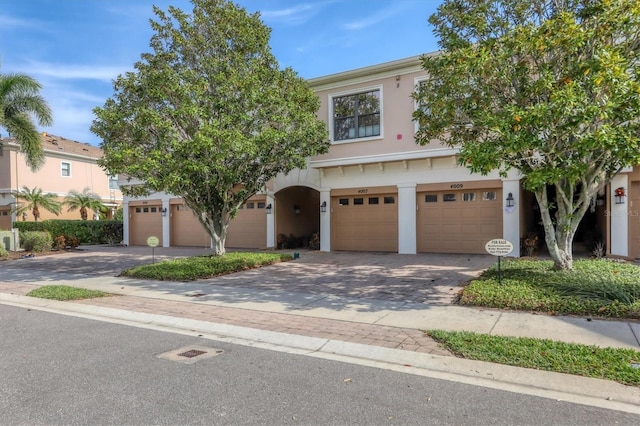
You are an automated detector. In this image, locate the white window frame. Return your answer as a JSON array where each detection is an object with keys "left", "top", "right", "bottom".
[
  {"left": 108, "top": 174, "right": 119, "bottom": 189},
  {"left": 328, "top": 85, "right": 383, "bottom": 144},
  {"left": 414, "top": 76, "right": 429, "bottom": 134},
  {"left": 61, "top": 161, "right": 71, "bottom": 177}
]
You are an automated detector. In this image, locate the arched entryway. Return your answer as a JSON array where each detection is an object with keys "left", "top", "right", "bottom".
[{"left": 274, "top": 186, "right": 320, "bottom": 249}]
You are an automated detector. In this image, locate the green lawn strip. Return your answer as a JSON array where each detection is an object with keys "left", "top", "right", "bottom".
[
  {"left": 460, "top": 259, "right": 640, "bottom": 319},
  {"left": 121, "top": 252, "right": 293, "bottom": 281},
  {"left": 428, "top": 329, "right": 640, "bottom": 387},
  {"left": 26, "top": 285, "right": 109, "bottom": 301}
]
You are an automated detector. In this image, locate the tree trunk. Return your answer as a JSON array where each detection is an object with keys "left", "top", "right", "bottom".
[
  {"left": 201, "top": 208, "right": 230, "bottom": 256},
  {"left": 80, "top": 207, "right": 88, "bottom": 220},
  {"left": 535, "top": 187, "right": 574, "bottom": 270}
]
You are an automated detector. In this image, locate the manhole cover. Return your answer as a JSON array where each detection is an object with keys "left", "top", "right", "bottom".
[
  {"left": 178, "top": 349, "right": 207, "bottom": 358},
  {"left": 157, "top": 345, "right": 224, "bottom": 364}
]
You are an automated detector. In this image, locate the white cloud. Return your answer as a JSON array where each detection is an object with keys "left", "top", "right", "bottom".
[
  {"left": 0, "top": 14, "right": 39, "bottom": 30},
  {"left": 260, "top": 1, "right": 330, "bottom": 26},
  {"left": 12, "top": 60, "right": 131, "bottom": 83},
  {"left": 343, "top": 2, "right": 413, "bottom": 31}
]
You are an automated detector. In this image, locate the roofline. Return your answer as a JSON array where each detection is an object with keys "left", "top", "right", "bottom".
[
  {"left": 1, "top": 139, "right": 102, "bottom": 162},
  {"left": 307, "top": 52, "right": 437, "bottom": 89}
]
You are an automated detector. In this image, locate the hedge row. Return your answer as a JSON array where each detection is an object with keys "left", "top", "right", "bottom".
[{"left": 13, "top": 220, "right": 123, "bottom": 246}]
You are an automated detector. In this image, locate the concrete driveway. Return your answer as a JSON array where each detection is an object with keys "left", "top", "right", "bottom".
[{"left": 2, "top": 245, "right": 496, "bottom": 305}]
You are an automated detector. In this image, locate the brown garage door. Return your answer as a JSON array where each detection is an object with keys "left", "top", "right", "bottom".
[
  {"left": 331, "top": 193, "right": 398, "bottom": 252},
  {"left": 417, "top": 188, "right": 502, "bottom": 254},
  {"left": 629, "top": 182, "right": 640, "bottom": 258},
  {"left": 170, "top": 204, "right": 210, "bottom": 247},
  {"left": 225, "top": 197, "right": 267, "bottom": 248},
  {"left": 129, "top": 204, "right": 163, "bottom": 246},
  {"left": 0, "top": 209, "right": 11, "bottom": 230}
]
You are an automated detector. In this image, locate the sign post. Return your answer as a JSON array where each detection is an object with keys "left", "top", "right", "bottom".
[
  {"left": 147, "top": 236, "right": 159, "bottom": 263},
  {"left": 485, "top": 239, "right": 514, "bottom": 284}
]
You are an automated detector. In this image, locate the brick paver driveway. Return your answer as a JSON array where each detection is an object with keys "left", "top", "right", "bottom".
[{"left": 3, "top": 245, "right": 495, "bottom": 305}]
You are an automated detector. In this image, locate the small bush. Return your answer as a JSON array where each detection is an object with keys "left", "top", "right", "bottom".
[
  {"left": 54, "top": 235, "right": 66, "bottom": 250},
  {"left": 0, "top": 244, "right": 8, "bottom": 258},
  {"left": 22, "top": 231, "right": 53, "bottom": 252}
]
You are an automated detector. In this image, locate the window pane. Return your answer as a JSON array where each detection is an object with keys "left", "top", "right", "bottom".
[
  {"left": 257, "top": 202, "right": 266, "bottom": 209},
  {"left": 61, "top": 162, "right": 70, "bottom": 176},
  {"left": 482, "top": 191, "right": 496, "bottom": 201},
  {"left": 463, "top": 192, "right": 476, "bottom": 202},
  {"left": 333, "top": 90, "right": 380, "bottom": 141},
  {"left": 135, "top": 207, "right": 141, "bottom": 213},
  {"left": 443, "top": 194, "right": 456, "bottom": 202},
  {"left": 425, "top": 194, "right": 437, "bottom": 203},
  {"left": 353, "top": 198, "right": 364, "bottom": 205},
  {"left": 339, "top": 198, "right": 349, "bottom": 206},
  {"left": 384, "top": 196, "right": 395, "bottom": 204},
  {"left": 150, "top": 207, "right": 157, "bottom": 213},
  {"left": 368, "top": 197, "right": 379, "bottom": 205},
  {"left": 143, "top": 207, "right": 149, "bottom": 213},
  {"left": 246, "top": 203, "right": 255, "bottom": 209}
]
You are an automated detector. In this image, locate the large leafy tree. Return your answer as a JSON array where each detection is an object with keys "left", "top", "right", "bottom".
[
  {"left": 13, "top": 186, "right": 62, "bottom": 222},
  {"left": 92, "top": 0, "right": 328, "bottom": 255},
  {"left": 0, "top": 73, "right": 53, "bottom": 171},
  {"left": 64, "top": 188, "right": 106, "bottom": 220},
  {"left": 413, "top": 0, "right": 640, "bottom": 270}
]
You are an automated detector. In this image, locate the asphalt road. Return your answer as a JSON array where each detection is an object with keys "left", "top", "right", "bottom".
[{"left": 1, "top": 305, "right": 637, "bottom": 425}]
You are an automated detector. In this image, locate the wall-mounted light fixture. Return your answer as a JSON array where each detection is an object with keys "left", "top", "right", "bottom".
[
  {"left": 160, "top": 207, "right": 167, "bottom": 217},
  {"left": 265, "top": 203, "right": 272, "bottom": 214},
  {"left": 294, "top": 205, "right": 301, "bottom": 215},
  {"left": 320, "top": 201, "right": 327, "bottom": 213},
  {"left": 506, "top": 192, "right": 514, "bottom": 208},
  {"left": 615, "top": 187, "right": 626, "bottom": 204}
]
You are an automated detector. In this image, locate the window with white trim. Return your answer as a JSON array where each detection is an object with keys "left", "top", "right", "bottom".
[
  {"left": 61, "top": 162, "right": 71, "bottom": 177},
  {"left": 332, "top": 88, "right": 381, "bottom": 141},
  {"left": 108, "top": 175, "right": 119, "bottom": 189}
]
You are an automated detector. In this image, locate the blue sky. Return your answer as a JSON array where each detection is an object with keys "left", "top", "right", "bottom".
[{"left": 0, "top": 0, "right": 442, "bottom": 146}]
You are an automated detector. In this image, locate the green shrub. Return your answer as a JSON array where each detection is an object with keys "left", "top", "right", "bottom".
[
  {"left": 22, "top": 231, "right": 53, "bottom": 252},
  {"left": 0, "top": 244, "right": 8, "bottom": 258},
  {"left": 14, "top": 220, "right": 122, "bottom": 245}
]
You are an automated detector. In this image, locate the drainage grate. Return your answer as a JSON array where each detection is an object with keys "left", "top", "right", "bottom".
[
  {"left": 178, "top": 349, "right": 207, "bottom": 358},
  {"left": 157, "top": 345, "right": 224, "bottom": 364}
]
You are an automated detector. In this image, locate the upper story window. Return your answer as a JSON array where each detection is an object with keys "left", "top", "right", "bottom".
[
  {"left": 108, "top": 175, "right": 119, "bottom": 190},
  {"left": 61, "top": 162, "right": 71, "bottom": 177},
  {"left": 332, "top": 88, "right": 381, "bottom": 142}
]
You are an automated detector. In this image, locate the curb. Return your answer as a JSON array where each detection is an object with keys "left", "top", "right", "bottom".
[{"left": 1, "top": 292, "right": 638, "bottom": 414}]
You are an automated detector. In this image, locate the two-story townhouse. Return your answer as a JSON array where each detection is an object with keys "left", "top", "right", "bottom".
[
  {"left": 122, "top": 55, "right": 640, "bottom": 259},
  {"left": 0, "top": 133, "right": 123, "bottom": 229}
]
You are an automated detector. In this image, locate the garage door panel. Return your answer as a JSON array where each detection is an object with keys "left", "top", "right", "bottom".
[
  {"left": 331, "top": 194, "right": 398, "bottom": 252},
  {"left": 417, "top": 188, "right": 502, "bottom": 254},
  {"left": 129, "top": 205, "right": 163, "bottom": 246},
  {"left": 170, "top": 205, "right": 210, "bottom": 247},
  {"left": 226, "top": 198, "right": 267, "bottom": 248}
]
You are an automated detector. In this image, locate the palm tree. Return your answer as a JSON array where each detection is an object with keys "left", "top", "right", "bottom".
[
  {"left": 0, "top": 72, "right": 53, "bottom": 171},
  {"left": 64, "top": 188, "right": 106, "bottom": 220},
  {"left": 13, "top": 186, "right": 62, "bottom": 221}
]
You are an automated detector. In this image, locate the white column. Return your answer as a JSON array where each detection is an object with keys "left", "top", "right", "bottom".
[
  {"left": 319, "top": 188, "right": 331, "bottom": 252},
  {"left": 162, "top": 199, "right": 170, "bottom": 247},
  {"left": 610, "top": 174, "right": 629, "bottom": 256},
  {"left": 123, "top": 200, "right": 130, "bottom": 246},
  {"left": 397, "top": 183, "right": 417, "bottom": 254},
  {"left": 502, "top": 179, "right": 521, "bottom": 257},
  {"left": 266, "top": 194, "right": 275, "bottom": 248}
]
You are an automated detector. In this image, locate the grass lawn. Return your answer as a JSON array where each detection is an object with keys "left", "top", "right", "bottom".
[
  {"left": 27, "top": 285, "right": 109, "bottom": 301},
  {"left": 460, "top": 259, "right": 640, "bottom": 319},
  {"left": 428, "top": 329, "right": 640, "bottom": 387},
  {"left": 121, "top": 251, "right": 293, "bottom": 281}
]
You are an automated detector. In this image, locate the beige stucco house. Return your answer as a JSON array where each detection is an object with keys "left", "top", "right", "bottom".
[
  {"left": 121, "top": 55, "right": 640, "bottom": 259},
  {"left": 0, "top": 133, "right": 122, "bottom": 229}
]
